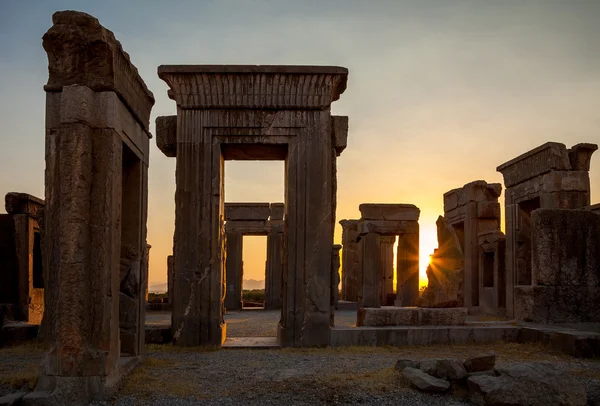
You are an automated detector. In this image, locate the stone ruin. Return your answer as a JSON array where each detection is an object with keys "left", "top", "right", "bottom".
[
  {"left": 417, "top": 180, "right": 505, "bottom": 316},
  {"left": 223, "top": 202, "right": 284, "bottom": 310},
  {"left": 340, "top": 204, "right": 420, "bottom": 308},
  {"left": 497, "top": 142, "right": 598, "bottom": 322},
  {"left": 20, "top": 11, "right": 155, "bottom": 404},
  {"left": 0, "top": 193, "right": 45, "bottom": 324},
  {"left": 155, "top": 65, "right": 349, "bottom": 347}
]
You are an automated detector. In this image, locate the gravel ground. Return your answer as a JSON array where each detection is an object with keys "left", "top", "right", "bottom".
[{"left": 4, "top": 342, "right": 600, "bottom": 405}]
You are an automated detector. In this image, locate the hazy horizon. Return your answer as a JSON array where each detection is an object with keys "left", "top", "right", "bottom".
[{"left": 1, "top": 1, "right": 598, "bottom": 290}]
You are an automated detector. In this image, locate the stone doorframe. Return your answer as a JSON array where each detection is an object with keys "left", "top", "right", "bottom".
[
  {"left": 223, "top": 202, "right": 284, "bottom": 310},
  {"left": 347, "top": 204, "right": 420, "bottom": 309},
  {"left": 156, "top": 65, "right": 349, "bottom": 347}
]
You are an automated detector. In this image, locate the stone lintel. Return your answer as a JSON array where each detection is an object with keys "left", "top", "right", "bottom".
[
  {"left": 332, "top": 115, "right": 348, "bottom": 156},
  {"left": 568, "top": 143, "right": 597, "bottom": 171},
  {"left": 359, "top": 204, "right": 420, "bottom": 221},
  {"left": 155, "top": 115, "right": 177, "bottom": 157},
  {"left": 478, "top": 230, "right": 505, "bottom": 246},
  {"left": 358, "top": 220, "right": 419, "bottom": 236},
  {"left": 5, "top": 193, "right": 44, "bottom": 219},
  {"left": 477, "top": 201, "right": 501, "bottom": 219},
  {"left": 42, "top": 11, "right": 155, "bottom": 131},
  {"left": 158, "top": 65, "right": 348, "bottom": 109},
  {"left": 224, "top": 203, "right": 270, "bottom": 221},
  {"left": 340, "top": 219, "right": 360, "bottom": 243},
  {"left": 225, "top": 220, "right": 268, "bottom": 235},
  {"left": 269, "top": 203, "right": 284, "bottom": 220},
  {"left": 379, "top": 235, "right": 397, "bottom": 244},
  {"left": 496, "top": 142, "right": 571, "bottom": 188}
]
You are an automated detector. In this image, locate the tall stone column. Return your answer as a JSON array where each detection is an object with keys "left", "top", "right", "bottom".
[
  {"left": 225, "top": 232, "right": 243, "bottom": 310},
  {"left": 395, "top": 230, "right": 420, "bottom": 306},
  {"left": 331, "top": 244, "right": 342, "bottom": 310},
  {"left": 265, "top": 219, "right": 283, "bottom": 310},
  {"left": 26, "top": 11, "right": 154, "bottom": 404},
  {"left": 360, "top": 233, "right": 382, "bottom": 308},
  {"left": 340, "top": 220, "right": 360, "bottom": 302},
  {"left": 167, "top": 255, "right": 174, "bottom": 307},
  {"left": 379, "top": 235, "right": 396, "bottom": 306}
]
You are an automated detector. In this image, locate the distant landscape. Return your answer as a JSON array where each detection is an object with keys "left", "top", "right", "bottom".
[{"left": 148, "top": 279, "right": 265, "bottom": 293}]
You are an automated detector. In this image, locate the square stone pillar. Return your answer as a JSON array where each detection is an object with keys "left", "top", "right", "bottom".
[
  {"left": 331, "top": 244, "right": 342, "bottom": 311},
  {"left": 395, "top": 230, "right": 420, "bottom": 306},
  {"left": 340, "top": 220, "right": 360, "bottom": 302},
  {"left": 25, "top": 11, "right": 154, "bottom": 404},
  {"left": 167, "top": 255, "right": 174, "bottom": 306},
  {"left": 360, "top": 233, "right": 382, "bottom": 308},
  {"left": 265, "top": 220, "right": 284, "bottom": 310},
  {"left": 224, "top": 232, "right": 243, "bottom": 310},
  {"left": 379, "top": 235, "right": 396, "bottom": 306}
]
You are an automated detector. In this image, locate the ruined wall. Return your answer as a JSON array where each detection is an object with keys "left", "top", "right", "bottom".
[{"left": 514, "top": 209, "right": 600, "bottom": 323}]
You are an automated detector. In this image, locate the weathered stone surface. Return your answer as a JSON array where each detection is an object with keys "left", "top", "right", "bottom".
[
  {"left": 0, "top": 391, "right": 27, "bottom": 406},
  {"left": 359, "top": 204, "right": 420, "bottom": 221},
  {"left": 332, "top": 115, "right": 348, "bottom": 156},
  {"left": 155, "top": 115, "right": 176, "bottom": 157},
  {"left": 568, "top": 143, "right": 597, "bottom": 171},
  {"left": 340, "top": 220, "right": 361, "bottom": 302},
  {"left": 331, "top": 244, "right": 341, "bottom": 310},
  {"left": 402, "top": 367, "right": 450, "bottom": 393},
  {"left": 434, "top": 359, "right": 468, "bottom": 380},
  {"left": 467, "top": 362, "right": 586, "bottom": 406},
  {"left": 269, "top": 203, "right": 284, "bottom": 220},
  {"left": 464, "top": 353, "right": 496, "bottom": 373},
  {"left": 224, "top": 203, "right": 270, "bottom": 221},
  {"left": 417, "top": 216, "right": 464, "bottom": 308},
  {"left": 5, "top": 193, "right": 44, "bottom": 219},
  {"left": 357, "top": 307, "right": 467, "bottom": 326},
  {"left": 43, "top": 11, "right": 155, "bottom": 130}
]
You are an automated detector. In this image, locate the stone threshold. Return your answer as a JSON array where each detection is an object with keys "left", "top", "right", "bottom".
[{"left": 222, "top": 336, "right": 280, "bottom": 349}]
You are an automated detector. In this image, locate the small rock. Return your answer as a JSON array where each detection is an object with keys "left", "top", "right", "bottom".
[
  {"left": 395, "top": 359, "right": 420, "bottom": 371},
  {"left": 464, "top": 352, "right": 496, "bottom": 372},
  {"left": 467, "top": 370, "right": 498, "bottom": 379},
  {"left": 436, "top": 359, "right": 467, "bottom": 380},
  {"left": 419, "top": 359, "right": 438, "bottom": 376},
  {"left": 402, "top": 367, "right": 450, "bottom": 393},
  {"left": 0, "top": 392, "right": 27, "bottom": 406}
]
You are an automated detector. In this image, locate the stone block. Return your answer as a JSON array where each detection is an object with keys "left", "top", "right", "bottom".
[
  {"left": 340, "top": 219, "right": 360, "bottom": 243},
  {"left": 225, "top": 220, "right": 269, "bottom": 235},
  {"left": 357, "top": 307, "right": 467, "bottom": 326},
  {"left": 155, "top": 115, "right": 177, "bottom": 157},
  {"left": 532, "top": 209, "right": 600, "bottom": 287},
  {"left": 514, "top": 285, "right": 600, "bottom": 323},
  {"left": 477, "top": 201, "right": 500, "bottom": 219},
  {"left": 402, "top": 367, "right": 450, "bottom": 393},
  {"left": 357, "top": 219, "right": 419, "bottom": 236},
  {"left": 464, "top": 353, "right": 496, "bottom": 373},
  {"left": 542, "top": 170, "right": 590, "bottom": 193},
  {"left": 359, "top": 203, "right": 420, "bottom": 221},
  {"left": 0, "top": 392, "right": 27, "bottom": 406},
  {"left": 4, "top": 193, "right": 44, "bottom": 219},
  {"left": 331, "top": 115, "right": 348, "bottom": 156},
  {"left": 269, "top": 203, "right": 284, "bottom": 220},
  {"left": 224, "top": 203, "right": 270, "bottom": 221},
  {"left": 568, "top": 143, "right": 597, "bottom": 171}
]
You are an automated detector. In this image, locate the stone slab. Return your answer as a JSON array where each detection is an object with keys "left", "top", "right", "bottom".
[
  {"left": 357, "top": 307, "right": 467, "bottom": 327},
  {"left": 155, "top": 115, "right": 176, "bottom": 157},
  {"left": 225, "top": 220, "right": 269, "bottom": 235},
  {"left": 224, "top": 203, "right": 270, "bottom": 221},
  {"left": 269, "top": 203, "right": 284, "bottom": 220},
  {"left": 337, "top": 300, "right": 358, "bottom": 311},
  {"left": 330, "top": 325, "right": 520, "bottom": 347},
  {"left": 222, "top": 336, "right": 280, "bottom": 349},
  {"left": 4, "top": 193, "right": 44, "bottom": 218},
  {"left": 357, "top": 219, "right": 419, "bottom": 235},
  {"left": 359, "top": 204, "right": 420, "bottom": 221}
]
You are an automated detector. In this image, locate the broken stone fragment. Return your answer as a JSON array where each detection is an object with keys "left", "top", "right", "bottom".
[
  {"left": 435, "top": 359, "right": 467, "bottom": 380},
  {"left": 464, "top": 352, "right": 496, "bottom": 373},
  {"left": 467, "top": 362, "right": 586, "bottom": 406},
  {"left": 402, "top": 367, "right": 450, "bottom": 393}
]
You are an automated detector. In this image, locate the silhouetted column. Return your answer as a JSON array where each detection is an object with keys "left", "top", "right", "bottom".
[
  {"left": 265, "top": 220, "right": 283, "bottom": 309},
  {"left": 395, "top": 230, "right": 419, "bottom": 306},
  {"left": 225, "top": 232, "right": 243, "bottom": 310},
  {"left": 340, "top": 220, "right": 360, "bottom": 302},
  {"left": 379, "top": 235, "right": 395, "bottom": 305},
  {"left": 360, "top": 233, "right": 381, "bottom": 308}
]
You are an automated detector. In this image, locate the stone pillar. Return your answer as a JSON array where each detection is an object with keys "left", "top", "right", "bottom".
[
  {"left": 265, "top": 218, "right": 284, "bottom": 310},
  {"left": 26, "top": 11, "right": 154, "bottom": 404},
  {"left": 225, "top": 232, "right": 243, "bottom": 310},
  {"left": 395, "top": 230, "right": 420, "bottom": 307},
  {"left": 167, "top": 255, "right": 174, "bottom": 306},
  {"left": 379, "top": 235, "right": 395, "bottom": 306},
  {"left": 340, "top": 220, "right": 360, "bottom": 302},
  {"left": 360, "top": 233, "right": 381, "bottom": 308},
  {"left": 331, "top": 244, "right": 342, "bottom": 310}
]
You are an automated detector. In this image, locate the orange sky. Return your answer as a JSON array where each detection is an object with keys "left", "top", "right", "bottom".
[{"left": 0, "top": 2, "right": 598, "bottom": 292}]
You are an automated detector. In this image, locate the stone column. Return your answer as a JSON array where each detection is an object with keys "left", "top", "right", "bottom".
[
  {"left": 379, "top": 235, "right": 396, "bottom": 306},
  {"left": 331, "top": 244, "right": 342, "bottom": 310},
  {"left": 225, "top": 232, "right": 243, "bottom": 310},
  {"left": 340, "top": 220, "right": 360, "bottom": 302},
  {"left": 395, "top": 230, "right": 420, "bottom": 307},
  {"left": 360, "top": 233, "right": 381, "bottom": 308},
  {"left": 265, "top": 219, "right": 284, "bottom": 310},
  {"left": 27, "top": 11, "right": 154, "bottom": 404}
]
